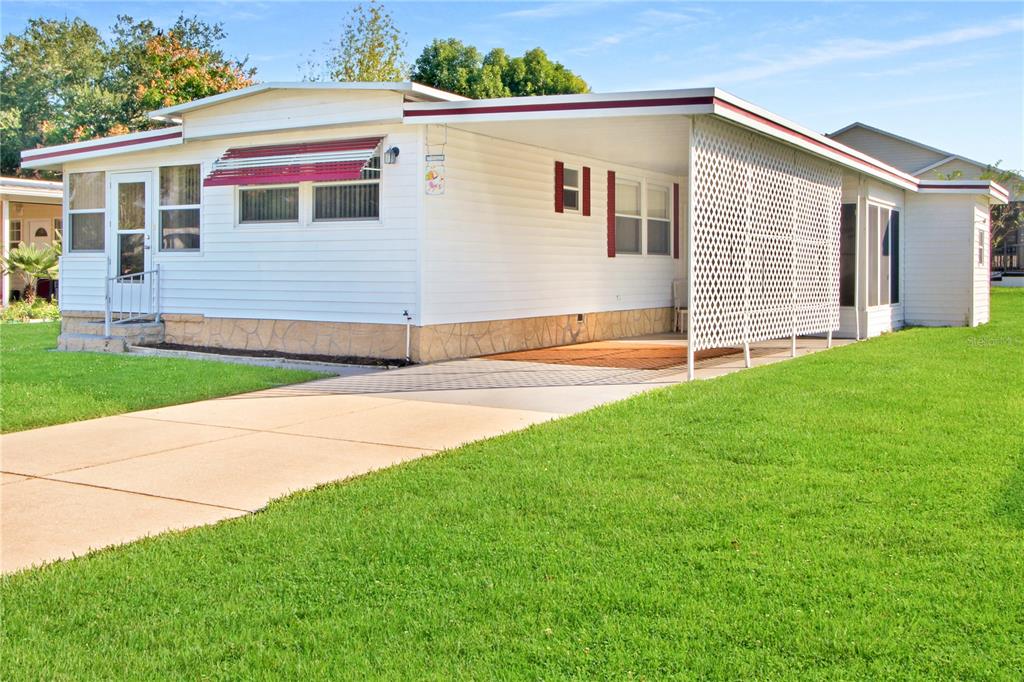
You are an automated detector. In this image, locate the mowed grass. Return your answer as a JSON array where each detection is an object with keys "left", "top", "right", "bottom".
[
  {"left": 3, "top": 290, "right": 1023, "bottom": 679},
  {"left": 0, "top": 322, "right": 323, "bottom": 433}
]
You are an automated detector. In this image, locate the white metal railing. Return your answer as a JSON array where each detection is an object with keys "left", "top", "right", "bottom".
[{"left": 104, "top": 264, "right": 160, "bottom": 336}]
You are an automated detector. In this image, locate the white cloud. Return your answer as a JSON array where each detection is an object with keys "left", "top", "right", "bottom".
[
  {"left": 499, "top": 2, "right": 604, "bottom": 20},
  {"left": 685, "top": 17, "right": 1024, "bottom": 86}
]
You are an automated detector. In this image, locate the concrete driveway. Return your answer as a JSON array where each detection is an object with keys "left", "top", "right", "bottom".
[{"left": 1, "top": 336, "right": 847, "bottom": 573}]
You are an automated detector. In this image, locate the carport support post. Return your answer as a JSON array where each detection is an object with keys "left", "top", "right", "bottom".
[
  {"left": 827, "top": 329, "right": 833, "bottom": 349},
  {"left": 686, "top": 132, "right": 696, "bottom": 382}
]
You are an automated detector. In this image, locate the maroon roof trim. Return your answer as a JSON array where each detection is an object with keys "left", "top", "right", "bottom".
[{"left": 22, "top": 130, "right": 183, "bottom": 162}]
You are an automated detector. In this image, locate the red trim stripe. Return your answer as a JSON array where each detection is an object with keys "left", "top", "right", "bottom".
[
  {"left": 711, "top": 98, "right": 913, "bottom": 186},
  {"left": 403, "top": 94, "right": 916, "bottom": 188},
  {"left": 673, "top": 182, "right": 680, "bottom": 259},
  {"left": 22, "top": 130, "right": 183, "bottom": 162},
  {"left": 405, "top": 96, "right": 713, "bottom": 118},
  {"left": 554, "top": 160, "right": 565, "bottom": 213},
  {"left": 582, "top": 166, "right": 591, "bottom": 216},
  {"left": 919, "top": 183, "right": 1005, "bottom": 194},
  {"left": 607, "top": 170, "right": 616, "bottom": 258}
]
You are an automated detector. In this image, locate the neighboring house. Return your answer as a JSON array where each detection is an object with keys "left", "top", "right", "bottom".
[
  {"left": 830, "top": 122, "right": 1024, "bottom": 275},
  {"left": 1, "top": 177, "right": 63, "bottom": 304},
  {"left": 20, "top": 83, "right": 1008, "bottom": 373}
]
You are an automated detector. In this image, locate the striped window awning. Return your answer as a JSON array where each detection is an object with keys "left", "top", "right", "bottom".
[{"left": 204, "top": 137, "right": 382, "bottom": 187}]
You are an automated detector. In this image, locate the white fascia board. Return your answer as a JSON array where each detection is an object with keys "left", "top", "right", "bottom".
[
  {"left": 917, "top": 180, "right": 1009, "bottom": 204},
  {"left": 149, "top": 81, "right": 467, "bottom": 121},
  {"left": 402, "top": 88, "right": 717, "bottom": 124},
  {"left": 20, "top": 127, "right": 184, "bottom": 170}
]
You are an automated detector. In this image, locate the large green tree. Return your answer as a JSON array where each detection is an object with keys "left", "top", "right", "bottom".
[
  {"left": 412, "top": 40, "right": 589, "bottom": 98},
  {"left": 304, "top": 1, "right": 407, "bottom": 82},
  {"left": 1, "top": 14, "right": 255, "bottom": 176}
]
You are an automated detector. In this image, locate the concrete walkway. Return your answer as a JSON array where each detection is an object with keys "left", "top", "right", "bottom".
[{"left": 1, "top": 336, "right": 849, "bottom": 573}]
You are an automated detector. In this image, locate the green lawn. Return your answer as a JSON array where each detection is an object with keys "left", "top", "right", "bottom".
[
  {"left": 0, "top": 322, "right": 323, "bottom": 433},
  {"left": 2, "top": 291, "right": 1022, "bottom": 679}
]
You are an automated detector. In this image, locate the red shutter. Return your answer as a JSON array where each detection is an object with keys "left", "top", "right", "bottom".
[
  {"left": 607, "top": 170, "right": 616, "bottom": 258},
  {"left": 582, "top": 166, "right": 591, "bottom": 216},
  {"left": 673, "top": 182, "right": 680, "bottom": 259},
  {"left": 554, "top": 161, "right": 565, "bottom": 213}
]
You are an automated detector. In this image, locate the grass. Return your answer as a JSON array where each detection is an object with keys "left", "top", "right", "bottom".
[
  {"left": 0, "top": 322, "right": 324, "bottom": 433},
  {"left": 2, "top": 290, "right": 1023, "bottom": 679}
]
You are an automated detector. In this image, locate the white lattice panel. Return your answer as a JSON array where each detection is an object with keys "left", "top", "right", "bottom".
[{"left": 690, "top": 117, "right": 841, "bottom": 352}]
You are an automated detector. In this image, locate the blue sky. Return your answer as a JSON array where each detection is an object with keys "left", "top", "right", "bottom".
[{"left": 3, "top": 1, "right": 1022, "bottom": 168}]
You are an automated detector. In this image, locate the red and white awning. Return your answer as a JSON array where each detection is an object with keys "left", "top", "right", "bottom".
[{"left": 204, "top": 137, "right": 382, "bottom": 187}]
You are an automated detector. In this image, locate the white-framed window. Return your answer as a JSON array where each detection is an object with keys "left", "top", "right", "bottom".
[
  {"left": 159, "top": 164, "right": 201, "bottom": 251},
  {"left": 53, "top": 217, "right": 62, "bottom": 238},
  {"left": 9, "top": 219, "right": 22, "bottom": 251},
  {"left": 313, "top": 155, "right": 381, "bottom": 222},
  {"left": 614, "top": 178, "right": 642, "bottom": 254},
  {"left": 68, "top": 171, "right": 105, "bottom": 252},
  {"left": 867, "top": 203, "right": 900, "bottom": 307},
  {"left": 238, "top": 185, "right": 301, "bottom": 224},
  {"left": 977, "top": 227, "right": 986, "bottom": 266},
  {"left": 562, "top": 164, "right": 580, "bottom": 212},
  {"left": 646, "top": 184, "right": 671, "bottom": 256}
]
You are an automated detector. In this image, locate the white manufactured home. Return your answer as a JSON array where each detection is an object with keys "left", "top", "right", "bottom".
[{"left": 21, "top": 82, "right": 1008, "bottom": 375}]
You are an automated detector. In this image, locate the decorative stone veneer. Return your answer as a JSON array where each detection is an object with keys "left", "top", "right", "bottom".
[
  {"left": 162, "top": 313, "right": 409, "bottom": 360},
  {"left": 61, "top": 307, "right": 674, "bottom": 362},
  {"left": 413, "top": 307, "right": 674, "bottom": 363}
]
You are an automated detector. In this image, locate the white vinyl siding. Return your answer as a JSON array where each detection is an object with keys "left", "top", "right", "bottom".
[
  {"left": 181, "top": 90, "right": 403, "bottom": 140},
  {"left": 972, "top": 201, "right": 990, "bottom": 325},
  {"left": 421, "top": 126, "right": 681, "bottom": 325},
  {"left": 59, "top": 122, "right": 420, "bottom": 324},
  {"left": 903, "top": 193, "right": 974, "bottom": 326}
]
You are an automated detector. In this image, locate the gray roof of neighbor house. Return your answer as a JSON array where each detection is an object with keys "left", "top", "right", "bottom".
[{"left": 828, "top": 121, "right": 1012, "bottom": 179}]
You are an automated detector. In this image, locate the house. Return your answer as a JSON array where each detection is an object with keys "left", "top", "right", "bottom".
[
  {"left": 1, "top": 177, "right": 63, "bottom": 303},
  {"left": 20, "top": 82, "right": 1008, "bottom": 375},
  {"left": 830, "top": 122, "right": 1024, "bottom": 276}
]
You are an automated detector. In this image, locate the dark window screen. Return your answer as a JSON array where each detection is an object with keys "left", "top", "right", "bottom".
[
  {"left": 840, "top": 203, "right": 856, "bottom": 306},
  {"left": 890, "top": 210, "right": 900, "bottom": 304}
]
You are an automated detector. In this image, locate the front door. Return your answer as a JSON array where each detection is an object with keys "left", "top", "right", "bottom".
[{"left": 109, "top": 172, "right": 153, "bottom": 312}]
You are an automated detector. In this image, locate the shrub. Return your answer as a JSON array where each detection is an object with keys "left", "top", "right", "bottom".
[{"left": 1, "top": 300, "right": 61, "bottom": 323}]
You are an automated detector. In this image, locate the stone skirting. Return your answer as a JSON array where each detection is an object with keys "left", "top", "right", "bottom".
[
  {"left": 59, "top": 307, "right": 675, "bottom": 362},
  {"left": 413, "top": 307, "right": 675, "bottom": 363},
  {"left": 162, "top": 314, "right": 409, "bottom": 360}
]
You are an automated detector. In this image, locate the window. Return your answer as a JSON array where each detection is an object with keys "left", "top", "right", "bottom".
[
  {"left": 160, "top": 165, "right": 201, "bottom": 251},
  {"left": 9, "top": 219, "right": 22, "bottom": 251},
  {"left": 839, "top": 204, "right": 856, "bottom": 306},
  {"left": 313, "top": 156, "right": 380, "bottom": 221},
  {"left": 646, "top": 185, "right": 671, "bottom": 255},
  {"left": 53, "top": 217, "right": 62, "bottom": 237},
  {"left": 239, "top": 186, "right": 299, "bottom": 223},
  {"left": 562, "top": 166, "right": 580, "bottom": 212},
  {"left": 34, "top": 227, "right": 48, "bottom": 238},
  {"left": 977, "top": 227, "right": 986, "bottom": 266},
  {"left": 68, "top": 171, "right": 105, "bottom": 251},
  {"left": 866, "top": 204, "right": 900, "bottom": 307},
  {"left": 614, "top": 180, "right": 641, "bottom": 254}
]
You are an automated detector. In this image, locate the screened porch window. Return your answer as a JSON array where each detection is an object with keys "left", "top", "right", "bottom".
[
  {"left": 868, "top": 204, "right": 900, "bottom": 306},
  {"left": 160, "top": 164, "right": 201, "bottom": 250},
  {"left": 68, "top": 171, "right": 105, "bottom": 252},
  {"left": 614, "top": 180, "right": 641, "bottom": 254},
  {"left": 239, "top": 186, "right": 300, "bottom": 223}
]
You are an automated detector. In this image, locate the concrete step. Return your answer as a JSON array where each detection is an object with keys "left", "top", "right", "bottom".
[{"left": 57, "top": 333, "right": 128, "bottom": 353}]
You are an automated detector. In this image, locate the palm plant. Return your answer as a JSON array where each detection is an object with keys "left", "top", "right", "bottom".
[{"left": 2, "top": 242, "right": 59, "bottom": 305}]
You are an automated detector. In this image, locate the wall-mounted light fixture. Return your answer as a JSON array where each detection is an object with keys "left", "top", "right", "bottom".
[{"left": 384, "top": 146, "right": 400, "bottom": 164}]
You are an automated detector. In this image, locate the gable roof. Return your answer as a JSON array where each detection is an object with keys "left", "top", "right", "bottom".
[
  {"left": 148, "top": 82, "right": 467, "bottom": 122},
  {"left": 828, "top": 121, "right": 999, "bottom": 176}
]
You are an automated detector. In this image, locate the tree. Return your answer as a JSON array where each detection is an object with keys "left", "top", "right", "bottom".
[
  {"left": 981, "top": 163, "right": 1024, "bottom": 263},
  {"left": 2, "top": 242, "right": 59, "bottom": 304},
  {"left": 304, "top": 1, "right": 406, "bottom": 82},
  {"left": 412, "top": 41, "right": 589, "bottom": 99},
  {"left": 0, "top": 18, "right": 115, "bottom": 175},
  {"left": 1, "top": 14, "right": 255, "bottom": 176}
]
